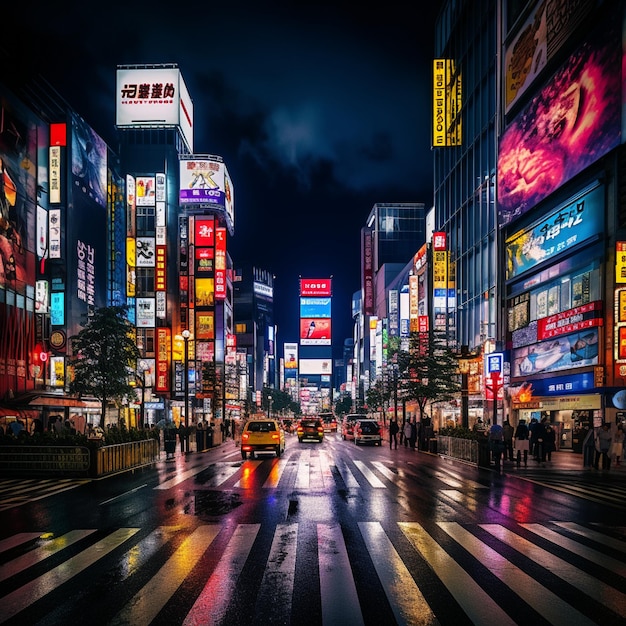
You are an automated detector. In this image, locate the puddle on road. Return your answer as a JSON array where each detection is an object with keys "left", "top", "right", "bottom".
[{"left": 191, "top": 490, "right": 242, "bottom": 516}]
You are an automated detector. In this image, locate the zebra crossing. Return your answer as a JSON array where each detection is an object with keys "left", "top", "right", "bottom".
[
  {"left": 0, "top": 518, "right": 624, "bottom": 624},
  {"left": 0, "top": 477, "right": 91, "bottom": 511}
]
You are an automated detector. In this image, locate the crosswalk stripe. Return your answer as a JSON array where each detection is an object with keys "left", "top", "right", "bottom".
[
  {"left": 359, "top": 521, "right": 438, "bottom": 626},
  {"left": 253, "top": 523, "right": 298, "bottom": 624},
  {"left": 520, "top": 523, "right": 626, "bottom": 576},
  {"left": 371, "top": 460, "right": 396, "bottom": 481},
  {"left": 441, "top": 522, "right": 596, "bottom": 625},
  {"left": 204, "top": 462, "right": 243, "bottom": 488},
  {"left": 553, "top": 521, "right": 626, "bottom": 552},
  {"left": 399, "top": 522, "right": 515, "bottom": 626},
  {"left": 319, "top": 450, "right": 334, "bottom": 486},
  {"left": 353, "top": 460, "right": 386, "bottom": 488},
  {"left": 111, "top": 525, "right": 220, "bottom": 626},
  {"left": 335, "top": 460, "right": 360, "bottom": 488},
  {"left": 294, "top": 449, "right": 311, "bottom": 489},
  {"left": 318, "top": 522, "right": 364, "bottom": 626},
  {"left": 234, "top": 461, "right": 263, "bottom": 488},
  {"left": 481, "top": 523, "right": 626, "bottom": 618},
  {"left": 0, "top": 529, "right": 96, "bottom": 583},
  {"left": 0, "top": 527, "right": 140, "bottom": 624},
  {"left": 183, "top": 524, "right": 260, "bottom": 625},
  {"left": 262, "top": 457, "right": 288, "bottom": 488},
  {"left": 0, "top": 532, "right": 43, "bottom": 553}
]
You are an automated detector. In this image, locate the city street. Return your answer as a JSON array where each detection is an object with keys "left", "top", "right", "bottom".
[{"left": 0, "top": 433, "right": 625, "bottom": 625}]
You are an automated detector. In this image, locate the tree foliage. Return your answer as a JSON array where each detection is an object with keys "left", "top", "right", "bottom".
[
  {"left": 68, "top": 306, "right": 141, "bottom": 427},
  {"left": 398, "top": 330, "right": 460, "bottom": 419},
  {"left": 334, "top": 395, "right": 353, "bottom": 417}
]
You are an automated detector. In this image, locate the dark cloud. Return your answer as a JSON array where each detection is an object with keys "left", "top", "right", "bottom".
[{"left": 4, "top": 0, "right": 442, "bottom": 354}]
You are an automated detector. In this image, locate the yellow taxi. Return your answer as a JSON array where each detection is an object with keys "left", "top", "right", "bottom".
[{"left": 241, "top": 419, "right": 286, "bottom": 459}]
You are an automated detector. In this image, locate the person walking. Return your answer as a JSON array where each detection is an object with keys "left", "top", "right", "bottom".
[
  {"left": 389, "top": 418, "right": 399, "bottom": 449},
  {"left": 514, "top": 419, "right": 530, "bottom": 467},
  {"left": 611, "top": 424, "right": 624, "bottom": 466},
  {"left": 503, "top": 419, "right": 514, "bottom": 462},
  {"left": 403, "top": 419, "right": 412, "bottom": 448},
  {"left": 544, "top": 424, "right": 556, "bottom": 462},
  {"left": 488, "top": 422, "right": 504, "bottom": 469},
  {"left": 409, "top": 419, "right": 418, "bottom": 450},
  {"left": 594, "top": 423, "right": 612, "bottom": 470},
  {"left": 533, "top": 418, "right": 548, "bottom": 464}
]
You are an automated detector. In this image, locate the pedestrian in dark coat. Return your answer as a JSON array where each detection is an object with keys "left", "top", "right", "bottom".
[
  {"left": 389, "top": 418, "right": 399, "bottom": 449},
  {"left": 409, "top": 420, "right": 418, "bottom": 450},
  {"left": 544, "top": 424, "right": 556, "bottom": 461},
  {"left": 514, "top": 419, "right": 530, "bottom": 467}
]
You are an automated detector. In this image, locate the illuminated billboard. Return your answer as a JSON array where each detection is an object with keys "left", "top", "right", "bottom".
[
  {"left": 299, "top": 359, "right": 332, "bottom": 376},
  {"left": 432, "top": 59, "right": 462, "bottom": 147},
  {"left": 116, "top": 66, "right": 193, "bottom": 152},
  {"left": 300, "top": 318, "right": 331, "bottom": 346},
  {"left": 300, "top": 297, "right": 331, "bottom": 318},
  {"left": 300, "top": 278, "right": 332, "bottom": 297},
  {"left": 498, "top": 19, "right": 621, "bottom": 227},
  {"left": 284, "top": 342, "right": 298, "bottom": 369}
]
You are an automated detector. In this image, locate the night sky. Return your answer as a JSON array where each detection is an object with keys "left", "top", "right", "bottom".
[{"left": 5, "top": 1, "right": 442, "bottom": 357}]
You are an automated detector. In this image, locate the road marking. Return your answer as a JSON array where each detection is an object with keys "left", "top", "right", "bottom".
[
  {"left": 112, "top": 525, "right": 220, "bottom": 626},
  {"left": 0, "top": 528, "right": 140, "bottom": 624},
  {"left": 481, "top": 523, "right": 626, "bottom": 617},
  {"left": 0, "top": 529, "right": 96, "bottom": 583},
  {"left": 400, "top": 522, "right": 514, "bottom": 626},
  {"left": 554, "top": 522, "right": 626, "bottom": 552},
  {"left": 294, "top": 449, "right": 311, "bottom": 489},
  {"left": 184, "top": 524, "right": 260, "bottom": 626},
  {"left": 353, "top": 460, "right": 386, "bottom": 488},
  {"left": 100, "top": 484, "right": 147, "bottom": 505},
  {"left": 318, "top": 523, "right": 364, "bottom": 626},
  {"left": 254, "top": 523, "right": 298, "bottom": 624},
  {"left": 444, "top": 522, "right": 595, "bottom": 625},
  {"left": 359, "top": 521, "right": 438, "bottom": 626}
]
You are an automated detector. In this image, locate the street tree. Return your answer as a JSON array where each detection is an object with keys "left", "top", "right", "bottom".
[
  {"left": 69, "top": 306, "right": 141, "bottom": 427},
  {"left": 401, "top": 330, "right": 460, "bottom": 422}
]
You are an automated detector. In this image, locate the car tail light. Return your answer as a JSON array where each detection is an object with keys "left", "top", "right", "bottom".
[
  {"left": 317, "top": 426, "right": 324, "bottom": 433},
  {"left": 242, "top": 432, "right": 249, "bottom": 441},
  {"left": 272, "top": 433, "right": 279, "bottom": 441}
]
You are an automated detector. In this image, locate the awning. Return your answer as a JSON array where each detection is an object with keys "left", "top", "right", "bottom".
[
  {"left": 0, "top": 407, "right": 41, "bottom": 420},
  {"left": 29, "top": 396, "right": 87, "bottom": 407}
]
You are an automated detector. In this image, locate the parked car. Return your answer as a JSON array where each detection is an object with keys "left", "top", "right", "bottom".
[
  {"left": 353, "top": 419, "right": 382, "bottom": 446},
  {"left": 241, "top": 419, "right": 286, "bottom": 459},
  {"left": 341, "top": 415, "right": 358, "bottom": 441},
  {"left": 319, "top": 412, "right": 337, "bottom": 432},
  {"left": 297, "top": 418, "right": 325, "bottom": 443}
]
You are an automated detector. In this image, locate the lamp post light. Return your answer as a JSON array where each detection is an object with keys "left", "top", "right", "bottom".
[
  {"left": 182, "top": 330, "right": 191, "bottom": 432},
  {"left": 267, "top": 395, "right": 272, "bottom": 418}
]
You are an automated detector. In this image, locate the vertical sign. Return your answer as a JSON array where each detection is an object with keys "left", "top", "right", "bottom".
[{"left": 215, "top": 227, "right": 226, "bottom": 300}]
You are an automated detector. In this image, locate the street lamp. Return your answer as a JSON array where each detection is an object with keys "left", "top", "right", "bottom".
[
  {"left": 182, "top": 329, "right": 190, "bottom": 432},
  {"left": 267, "top": 395, "right": 272, "bottom": 418}
]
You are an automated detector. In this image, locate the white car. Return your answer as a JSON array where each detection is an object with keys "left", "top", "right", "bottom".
[{"left": 353, "top": 419, "right": 382, "bottom": 446}]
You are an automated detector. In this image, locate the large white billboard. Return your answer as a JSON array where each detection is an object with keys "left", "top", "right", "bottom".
[{"left": 116, "top": 66, "right": 193, "bottom": 152}]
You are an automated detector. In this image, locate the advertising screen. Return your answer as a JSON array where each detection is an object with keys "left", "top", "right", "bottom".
[
  {"left": 300, "top": 297, "right": 331, "bottom": 318},
  {"left": 300, "top": 318, "right": 331, "bottom": 346},
  {"left": 284, "top": 342, "right": 298, "bottom": 369},
  {"left": 498, "top": 18, "right": 621, "bottom": 227},
  {"left": 180, "top": 159, "right": 227, "bottom": 206},
  {"left": 300, "top": 278, "right": 332, "bottom": 296}
]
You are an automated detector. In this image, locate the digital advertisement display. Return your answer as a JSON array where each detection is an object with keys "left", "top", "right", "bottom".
[
  {"left": 300, "top": 278, "right": 332, "bottom": 297},
  {"left": 505, "top": 184, "right": 603, "bottom": 280},
  {"left": 116, "top": 67, "right": 193, "bottom": 152},
  {"left": 300, "top": 297, "right": 331, "bottom": 318},
  {"left": 300, "top": 318, "right": 331, "bottom": 346},
  {"left": 498, "top": 18, "right": 621, "bottom": 227},
  {"left": 71, "top": 112, "right": 107, "bottom": 208},
  {"left": 512, "top": 327, "right": 599, "bottom": 378},
  {"left": 284, "top": 342, "right": 298, "bottom": 369},
  {"left": 180, "top": 159, "right": 230, "bottom": 207}
]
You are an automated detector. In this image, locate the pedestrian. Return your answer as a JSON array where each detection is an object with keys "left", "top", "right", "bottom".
[
  {"left": 488, "top": 422, "right": 504, "bottom": 469},
  {"left": 409, "top": 420, "right": 418, "bottom": 450},
  {"left": 544, "top": 424, "right": 556, "bottom": 462},
  {"left": 582, "top": 427, "right": 596, "bottom": 468},
  {"left": 533, "top": 418, "right": 548, "bottom": 464},
  {"left": 503, "top": 419, "right": 514, "bottom": 462},
  {"left": 528, "top": 417, "right": 538, "bottom": 459},
  {"left": 514, "top": 419, "right": 530, "bottom": 467},
  {"left": 403, "top": 419, "right": 412, "bottom": 448},
  {"left": 389, "top": 418, "right": 399, "bottom": 449},
  {"left": 178, "top": 422, "right": 187, "bottom": 454},
  {"left": 611, "top": 424, "right": 624, "bottom": 466},
  {"left": 594, "top": 423, "right": 612, "bottom": 470}
]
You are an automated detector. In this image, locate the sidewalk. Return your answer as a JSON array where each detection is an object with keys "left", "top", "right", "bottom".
[{"left": 500, "top": 448, "right": 626, "bottom": 473}]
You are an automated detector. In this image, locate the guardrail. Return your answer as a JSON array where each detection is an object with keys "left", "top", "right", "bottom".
[
  {"left": 436, "top": 436, "right": 480, "bottom": 465},
  {"left": 0, "top": 446, "right": 91, "bottom": 476},
  {"left": 94, "top": 439, "right": 159, "bottom": 477},
  {"left": 0, "top": 439, "right": 160, "bottom": 478}
]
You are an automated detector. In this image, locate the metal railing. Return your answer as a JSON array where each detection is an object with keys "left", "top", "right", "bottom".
[
  {"left": 436, "top": 436, "right": 479, "bottom": 465},
  {"left": 0, "top": 446, "right": 90, "bottom": 476},
  {"left": 94, "top": 439, "right": 159, "bottom": 476}
]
